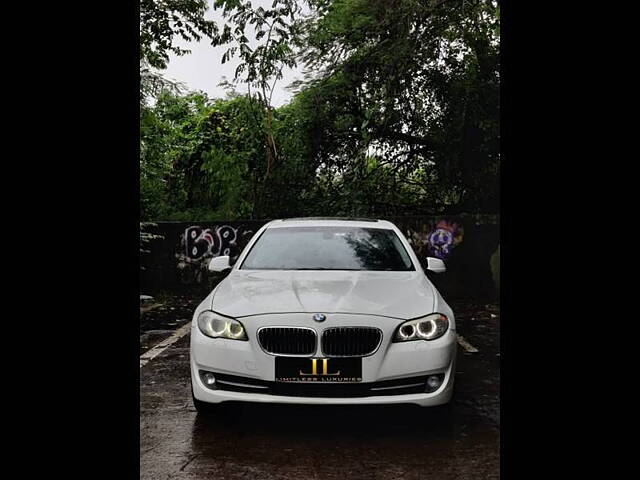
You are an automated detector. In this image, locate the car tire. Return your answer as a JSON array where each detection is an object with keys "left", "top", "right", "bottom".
[
  {"left": 191, "top": 382, "right": 224, "bottom": 415},
  {"left": 191, "top": 383, "right": 241, "bottom": 419},
  {"left": 433, "top": 401, "right": 453, "bottom": 415}
]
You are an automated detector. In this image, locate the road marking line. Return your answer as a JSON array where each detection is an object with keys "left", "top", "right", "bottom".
[
  {"left": 457, "top": 334, "right": 479, "bottom": 353},
  {"left": 140, "top": 322, "right": 192, "bottom": 369},
  {"left": 140, "top": 302, "right": 163, "bottom": 314}
]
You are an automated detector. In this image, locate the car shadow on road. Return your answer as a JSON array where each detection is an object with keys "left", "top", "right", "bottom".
[
  {"left": 184, "top": 401, "right": 499, "bottom": 479},
  {"left": 191, "top": 401, "right": 492, "bottom": 450}
]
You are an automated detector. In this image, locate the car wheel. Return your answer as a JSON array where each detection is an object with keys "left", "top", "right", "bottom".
[
  {"left": 191, "top": 382, "right": 224, "bottom": 415},
  {"left": 433, "top": 401, "right": 453, "bottom": 415},
  {"left": 191, "top": 383, "right": 241, "bottom": 419}
]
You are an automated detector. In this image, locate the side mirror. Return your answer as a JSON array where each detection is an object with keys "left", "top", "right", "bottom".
[
  {"left": 426, "top": 257, "right": 446, "bottom": 273},
  {"left": 208, "top": 255, "right": 231, "bottom": 272}
]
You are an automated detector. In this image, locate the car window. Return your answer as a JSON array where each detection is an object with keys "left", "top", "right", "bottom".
[{"left": 240, "top": 226, "right": 414, "bottom": 271}]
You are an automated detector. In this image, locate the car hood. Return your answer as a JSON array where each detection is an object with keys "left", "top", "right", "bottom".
[{"left": 211, "top": 270, "right": 435, "bottom": 320}]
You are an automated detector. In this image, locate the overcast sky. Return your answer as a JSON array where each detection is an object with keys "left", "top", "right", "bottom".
[{"left": 162, "top": 0, "right": 305, "bottom": 107}]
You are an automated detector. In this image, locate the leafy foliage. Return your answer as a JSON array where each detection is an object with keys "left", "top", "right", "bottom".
[
  {"left": 140, "top": 90, "right": 321, "bottom": 220},
  {"left": 142, "top": 92, "right": 252, "bottom": 219},
  {"left": 140, "top": 61, "right": 185, "bottom": 107},
  {"left": 140, "top": 0, "right": 500, "bottom": 220},
  {"left": 140, "top": 0, "right": 217, "bottom": 69},
  {"left": 207, "top": 1, "right": 309, "bottom": 215},
  {"left": 295, "top": 0, "right": 500, "bottom": 214},
  {"left": 212, "top": 0, "right": 303, "bottom": 103}
]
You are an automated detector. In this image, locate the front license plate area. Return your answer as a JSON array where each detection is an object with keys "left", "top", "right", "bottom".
[{"left": 275, "top": 357, "right": 362, "bottom": 383}]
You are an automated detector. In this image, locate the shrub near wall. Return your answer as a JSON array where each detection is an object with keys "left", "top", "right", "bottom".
[{"left": 140, "top": 215, "right": 499, "bottom": 300}]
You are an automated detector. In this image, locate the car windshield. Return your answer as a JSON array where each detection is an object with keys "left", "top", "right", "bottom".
[{"left": 240, "top": 226, "right": 414, "bottom": 271}]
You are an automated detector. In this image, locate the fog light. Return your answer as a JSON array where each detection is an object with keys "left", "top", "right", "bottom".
[
  {"left": 202, "top": 372, "right": 216, "bottom": 387},
  {"left": 425, "top": 374, "right": 444, "bottom": 392}
]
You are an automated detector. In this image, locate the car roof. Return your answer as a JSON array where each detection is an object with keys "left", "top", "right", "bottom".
[{"left": 266, "top": 217, "right": 397, "bottom": 229}]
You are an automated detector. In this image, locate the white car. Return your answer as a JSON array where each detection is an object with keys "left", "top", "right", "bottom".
[{"left": 190, "top": 218, "right": 456, "bottom": 412}]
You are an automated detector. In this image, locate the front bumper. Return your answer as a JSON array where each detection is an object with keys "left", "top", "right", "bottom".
[{"left": 190, "top": 313, "right": 457, "bottom": 407}]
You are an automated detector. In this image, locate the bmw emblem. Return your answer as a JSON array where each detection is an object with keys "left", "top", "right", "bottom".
[{"left": 313, "top": 313, "right": 326, "bottom": 323}]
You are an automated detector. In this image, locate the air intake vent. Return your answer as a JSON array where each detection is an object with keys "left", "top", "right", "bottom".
[
  {"left": 258, "top": 327, "right": 317, "bottom": 356},
  {"left": 213, "top": 372, "right": 430, "bottom": 397},
  {"left": 321, "top": 327, "right": 382, "bottom": 357}
]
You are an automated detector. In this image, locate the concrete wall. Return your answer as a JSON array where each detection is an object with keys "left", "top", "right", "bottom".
[{"left": 140, "top": 215, "right": 500, "bottom": 300}]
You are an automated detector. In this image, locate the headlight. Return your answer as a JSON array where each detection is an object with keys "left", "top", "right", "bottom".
[
  {"left": 393, "top": 313, "right": 449, "bottom": 342},
  {"left": 197, "top": 311, "right": 247, "bottom": 340}
]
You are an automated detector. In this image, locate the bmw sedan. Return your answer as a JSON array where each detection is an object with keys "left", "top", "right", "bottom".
[{"left": 190, "top": 218, "right": 457, "bottom": 411}]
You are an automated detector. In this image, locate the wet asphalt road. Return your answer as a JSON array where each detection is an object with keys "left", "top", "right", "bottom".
[{"left": 140, "top": 294, "right": 500, "bottom": 479}]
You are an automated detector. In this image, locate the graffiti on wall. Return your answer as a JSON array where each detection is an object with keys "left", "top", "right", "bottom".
[
  {"left": 405, "top": 219, "right": 464, "bottom": 260},
  {"left": 184, "top": 225, "right": 255, "bottom": 260},
  {"left": 175, "top": 219, "right": 464, "bottom": 284},
  {"left": 142, "top": 216, "right": 498, "bottom": 297},
  {"left": 176, "top": 224, "right": 258, "bottom": 284}
]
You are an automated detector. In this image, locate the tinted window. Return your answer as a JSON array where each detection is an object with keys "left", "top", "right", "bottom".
[{"left": 241, "top": 226, "right": 414, "bottom": 271}]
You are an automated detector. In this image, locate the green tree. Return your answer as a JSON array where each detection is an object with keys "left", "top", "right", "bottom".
[
  {"left": 209, "top": 0, "right": 307, "bottom": 217},
  {"left": 294, "top": 0, "right": 500, "bottom": 214},
  {"left": 140, "top": 0, "right": 217, "bottom": 70},
  {"left": 139, "top": 0, "right": 500, "bottom": 220},
  {"left": 141, "top": 91, "right": 271, "bottom": 220}
]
